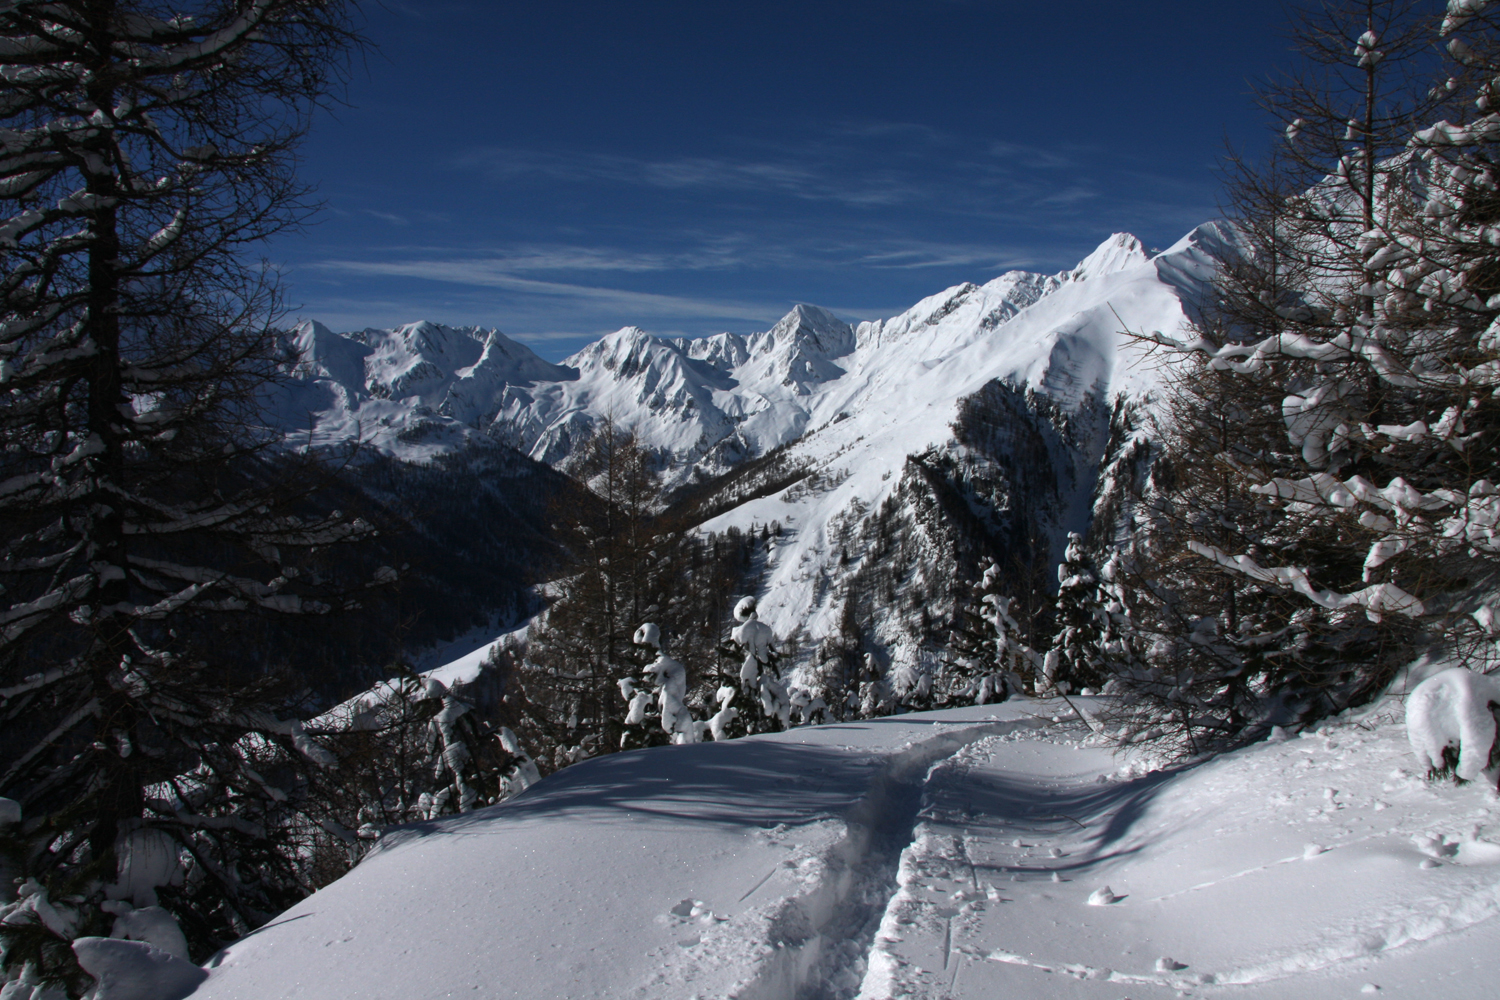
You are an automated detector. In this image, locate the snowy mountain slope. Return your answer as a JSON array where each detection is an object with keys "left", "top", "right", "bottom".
[
  {"left": 268, "top": 320, "right": 577, "bottom": 461},
  {"left": 269, "top": 228, "right": 1221, "bottom": 670},
  {"left": 691, "top": 229, "right": 1220, "bottom": 657},
  {"left": 187, "top": 691, "right": 1500, "bottom": 1000}
]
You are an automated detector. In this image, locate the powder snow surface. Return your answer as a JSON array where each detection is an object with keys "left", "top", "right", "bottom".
[{"left": 189, "top": 696, "right": 1500, "bottom": 1000}]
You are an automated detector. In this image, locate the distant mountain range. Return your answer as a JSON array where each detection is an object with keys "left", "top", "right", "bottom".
[{"left": 270, "top": 225, "right": 1226, "bottom": 672}]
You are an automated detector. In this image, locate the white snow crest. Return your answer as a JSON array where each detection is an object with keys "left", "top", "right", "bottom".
[
  {"left": 71, "top": 937, "right": 207, "bottom": 1000},
  {"left": 1406, "top": 667, "right": 1500, "bottom": 781}
]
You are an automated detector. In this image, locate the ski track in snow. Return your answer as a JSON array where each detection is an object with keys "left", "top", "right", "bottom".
[
  {"left": 858, "top": 704, "right": 1500, "bottom": 1000},
  {"left": 191, "top": 697, "right": 1500, "bottom": 1000}
]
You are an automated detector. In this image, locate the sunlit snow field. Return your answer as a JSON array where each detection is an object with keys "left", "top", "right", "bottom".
[{"left": 191, "top": 671, "right": 1500, "bottom": 1000}]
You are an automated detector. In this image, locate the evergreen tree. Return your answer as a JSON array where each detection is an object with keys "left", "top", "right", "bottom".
[
  {"left": 1130, "top": 0, "right": 1500, "bottom": 751},
  {"left": 1049, "top": 533, "right": 1108, "bottom": 694},
  {"left": 722, "top": 596, "right": 791, "bottom": 735},
  {"left": 943, "top": 563, "right": 1037, "bottom": 704},
  {"left": 0, "top": 0, "right": 369, "bottom": 986},
  {"left": 617, "top": 622, "right": 703, "bottom": 747}
]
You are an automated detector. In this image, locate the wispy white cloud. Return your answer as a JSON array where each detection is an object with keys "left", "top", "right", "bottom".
[
  {"left": 311, "top": 257, "right": 780, "bottom": 322},
  {"left": 853, "top": 242, "right": 1041, "bottom": 271},
  {"left": 454, "top": 148, "right": 941, "bottom": 208},
  {"left": 360, "top": 208, "right": 410, "bottom": 226}
]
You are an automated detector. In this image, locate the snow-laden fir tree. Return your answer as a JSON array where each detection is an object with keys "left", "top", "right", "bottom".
[
  {"left": 0, "top": 0, "right": 371, "bottom": 987},
  {"left": 707, "top": 596, "right": 824, "bottom": 735},
  {"left": 618, "top": 622, "right": 704, "bottom": 747},
  {"left": 943, "top": 564, "right": 1036, "bottom": 704},
  {"left": 1048, "top": 533, "right": 1108, "bottom": 695},
  {"left": 725, "top": 596, "right": 790, "bottom": 734},
  {"left": 1131, "top": 0, "right": 1500, "bottom": 751}
]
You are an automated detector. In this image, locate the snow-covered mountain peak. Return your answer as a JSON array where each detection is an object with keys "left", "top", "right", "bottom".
[
  {"left": 1069, "top": 231, "right": 1149, "bottom": 281},
  {"left": 743, "top": 303, "right": 856, "bottom": 391},
  {"left": 271, "top": 227, "right": 1206, "bottom": 478},
  {"left": 761, "top": 303, "right": 853, "bottom": 349},
  {"left": 289, "top": 319, "right": 370, "bottom": 389}
]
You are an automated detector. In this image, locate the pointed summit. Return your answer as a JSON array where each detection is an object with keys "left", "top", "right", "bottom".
[
  {"left": 767, "top": 304, "right": 852, "bottom": 346},
  {"left": 1069, "top": 233, "right": 1148, "bottom": 281},
  {"left": 750, "top": 303, "right": 854, "bottom": 391}
]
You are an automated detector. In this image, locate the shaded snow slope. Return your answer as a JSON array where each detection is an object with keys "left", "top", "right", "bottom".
[
  {"left": 190, "top": 706, "right": 1034, "bottom": 1000},
  {"left": 189, "top": 696, "right": 1500, "bottom": 1000}
]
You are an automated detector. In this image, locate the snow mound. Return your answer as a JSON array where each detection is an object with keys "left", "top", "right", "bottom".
[
  {"left": 73, "top": 937, "right": 206, "bottom": 1000},
  {"left": 1406, "top": 667, "right": 1500, "bottom": 781}
]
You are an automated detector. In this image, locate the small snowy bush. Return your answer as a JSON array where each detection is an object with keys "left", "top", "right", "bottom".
[{"left": 1406, "top": 668, "right": 1500, "bottom": 783}]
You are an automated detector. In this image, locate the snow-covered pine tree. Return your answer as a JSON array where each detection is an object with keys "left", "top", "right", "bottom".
[
  {"left": 1049, "top": 533, "right": 1108, "bottom": 695},
  {"left": 944, "top": 564, "right": 1035, "bottom": 703},
  {"left": 618, "top": 622, "right": 705, "bottom": 747},
  {"left": 720, "top": 596, "right": 801, "bottom": 734},
  {"left": 0, "top": 0, "right": 371, "bottom": 985},
  {"left": 1136, "top": 0, "right": 1500, "bottom": 749}
]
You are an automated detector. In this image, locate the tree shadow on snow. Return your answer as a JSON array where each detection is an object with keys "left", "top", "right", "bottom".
[
  {"left": 944, "top": 764, "right": 1187, "bottom": 875},
  {"left": 383, "top": 738, "right": 896, "bottom": 843}
]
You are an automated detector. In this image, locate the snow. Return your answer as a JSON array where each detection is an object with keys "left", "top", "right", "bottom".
[
  {"left": 103, "top": 902, "right": 193, "bottom": 961},
  {"left": 106, "top": 828, "right": 186, "bottom": 907},
  {"left": 188, "top": 693, "right": 1500, "bottom": 1000},
  {"left": 270, "top": 229, "right": 1217, "bottom": 668},
  {"left": 1406, "top": 667, "right": 1500, "bottom": 781},
  {"left": 74, "top": 937, "right": 206, "bottom": 1000}
]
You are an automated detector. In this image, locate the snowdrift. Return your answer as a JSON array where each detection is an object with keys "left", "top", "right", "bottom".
[{"left": 189, "top": 696, "right": 1500, "bottom": 1000}]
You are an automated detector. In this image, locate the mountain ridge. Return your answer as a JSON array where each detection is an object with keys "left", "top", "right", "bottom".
[{"left": 269, "top": 224, "right": 1224, "bottom": 674}]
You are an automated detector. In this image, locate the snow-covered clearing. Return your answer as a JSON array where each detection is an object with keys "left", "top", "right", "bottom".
[{"left": 190, "top": 696, "right": 1500, "bottom": 1000}]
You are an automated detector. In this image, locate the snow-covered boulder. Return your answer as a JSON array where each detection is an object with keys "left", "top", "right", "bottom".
[
  {"left": 1406, "top": 667, "right": 1500, "bottom": 781},
  {"left": 72, "top": 937, "right": 206, "bottom": 1000},
  {"left": 102, "top": 901, "right": 191, "bottom": 960}
]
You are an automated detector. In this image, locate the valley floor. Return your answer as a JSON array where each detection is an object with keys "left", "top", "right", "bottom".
[{"left": 190, "top": 698, "right": 1500, "bottom": 1000}]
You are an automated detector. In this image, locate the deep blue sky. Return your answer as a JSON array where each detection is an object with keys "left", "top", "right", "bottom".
[{"left": 275, "top": 0, "right": 1291, "bottom": 359}]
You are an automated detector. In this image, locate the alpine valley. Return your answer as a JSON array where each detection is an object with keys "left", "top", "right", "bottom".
[{"left": 268, "top": 224, "right": 1225, "bottom": 681}]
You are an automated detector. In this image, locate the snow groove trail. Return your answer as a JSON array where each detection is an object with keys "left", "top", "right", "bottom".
[
  {"left": 854, "top": 719, "right": 1150, "bottom": 999},
  {"left": 732, "top": 715, "right": 1042, "bottom": 1000},
  {"left": 853, "top": 708, "right": 1500, "bottom": 1000}
]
